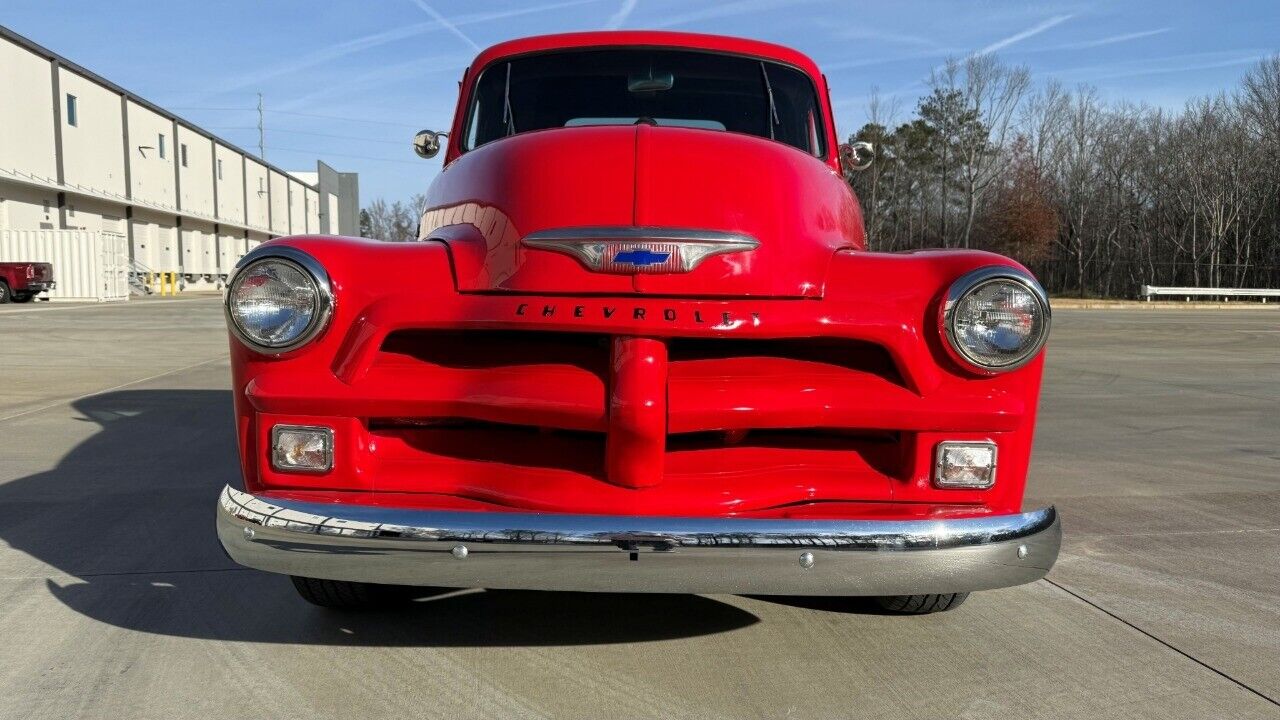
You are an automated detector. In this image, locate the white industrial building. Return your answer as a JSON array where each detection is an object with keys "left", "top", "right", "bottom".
[{"left": 0, "top": 25, "right": 358, "bottom": 301}]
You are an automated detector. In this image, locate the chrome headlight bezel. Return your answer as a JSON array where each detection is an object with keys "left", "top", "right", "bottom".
[
  {"left": 224, "top": 246, "right": 334, "bottom": 355},
  {"left": 940, "top": 266, "right": 1051, "bottom": 374}
]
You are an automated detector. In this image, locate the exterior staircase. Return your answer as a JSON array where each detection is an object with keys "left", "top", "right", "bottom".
[{"left": 128, "top": 259, "right": 155, "bottom": 297}]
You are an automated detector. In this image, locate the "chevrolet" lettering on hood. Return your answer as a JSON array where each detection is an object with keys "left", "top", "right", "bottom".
[{"left": 515, "top": 302, "right": 760, "bottom": 328}]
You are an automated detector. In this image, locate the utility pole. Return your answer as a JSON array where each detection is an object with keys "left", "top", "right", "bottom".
[{"left": 257, "top": 93, "right": 265, "bottom": 160}]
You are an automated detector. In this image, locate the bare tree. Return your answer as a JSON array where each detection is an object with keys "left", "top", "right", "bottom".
[
  {"left": 1240, "top": 57, "right": 1280, "bottom": 275},
  {"left": 360, "top": 197, "right": 421, "bottom": 242},
  {"left": 952, "top": 55, "right": 1032, "bottom": 248},
  {"left": 1053, "top": 87, "right": 1104, "bottom": 294},
  {"left": 849, "top": 87, "right": 902, "bottom": 248},
  {"left": 1020, "top": 80, "right": 1069, "bottom": 179}
]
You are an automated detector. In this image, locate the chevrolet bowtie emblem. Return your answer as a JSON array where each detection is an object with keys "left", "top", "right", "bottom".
[
  {"left": 612, "top": 249, "right": 672, "bottom": 267},
  {"left": 523, "top": 227, "right": 759, "bottom": 274}
]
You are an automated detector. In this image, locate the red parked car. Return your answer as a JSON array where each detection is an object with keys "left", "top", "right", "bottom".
[
  {"left": 217, "top": 32, "right": 1058, "bottom": 614},
  {"left": 0, "top": 262, "right": 54, "bottom": 303}
]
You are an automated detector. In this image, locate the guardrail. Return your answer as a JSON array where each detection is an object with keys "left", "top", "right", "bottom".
[{"left": 1140, "top": 285, "right": 1280, "bottom": 302}]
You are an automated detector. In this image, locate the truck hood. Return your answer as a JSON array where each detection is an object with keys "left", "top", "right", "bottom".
[{"left": 419, "top": 125, "right": 863, "bottom": 298}]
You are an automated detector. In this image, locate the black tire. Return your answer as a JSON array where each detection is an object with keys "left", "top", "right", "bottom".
[
  {"left": 0, "top": 281, "right": 10, "bottom": 304},
  {"left": 875, "top": 592, "right": 969, "bottom": 614},
  {"left": 10, "top": 292, "right": 33, "bottom": 303},
  {"left": 289, "top": 576, "right": 412, "bottom": 609}
]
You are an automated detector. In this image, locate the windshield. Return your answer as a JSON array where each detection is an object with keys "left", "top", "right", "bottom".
[{"left": 463, "top": 49, "right": 827, "bottom": 157}]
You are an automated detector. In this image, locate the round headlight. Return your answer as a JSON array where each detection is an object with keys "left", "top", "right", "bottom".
[
  {"left": 942, "top": 267, "right": 1050, "bottom": 372},
  {"left": 226, "top": 249, "right": 332, "bottom": 353}
]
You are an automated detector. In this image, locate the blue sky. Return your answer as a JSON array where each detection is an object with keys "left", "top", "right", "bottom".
[{"left": 6, "top": 1, "right": 1278, "bottom": 204}]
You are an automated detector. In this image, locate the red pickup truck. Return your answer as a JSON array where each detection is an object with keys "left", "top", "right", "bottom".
[
  {"left": 0, "top": 262, "right": 54, "bottom": 303},
  {"left": 216, "top": 31, "right": 1058, "bottom": 615}
]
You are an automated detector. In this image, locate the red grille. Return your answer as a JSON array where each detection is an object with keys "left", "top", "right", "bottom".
[
  {"left": 370, "top": 330, "right": 610, "bottom": 431},
  {"left": 364, "top": 419, "right": 907, "bottom": 515},
  {"left": 365, "top": 330, "right": 913, "bottom": 508}
]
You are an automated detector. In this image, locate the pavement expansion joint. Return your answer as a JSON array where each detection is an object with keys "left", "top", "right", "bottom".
[{"left": 1042, "top": 578, "right": 1280, "bottom": 709}]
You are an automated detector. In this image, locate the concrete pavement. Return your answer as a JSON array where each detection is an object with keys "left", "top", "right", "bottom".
[{"left": 0, "top": 300, "right": 1276, "bottom": 719}]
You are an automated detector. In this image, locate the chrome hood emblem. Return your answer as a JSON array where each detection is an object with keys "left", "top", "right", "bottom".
[{"left": 523, "top": 227, "right": 759, "bottom": 274}]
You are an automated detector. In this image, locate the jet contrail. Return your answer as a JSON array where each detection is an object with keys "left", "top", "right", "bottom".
[
  {"left": 409, "top": 0, "right": 481, "bottom": 52},
  {"left": 604, "top": 0, "right": 638, "bottom": 30},
  {"left": 1053, "top": 28, "right": 1171, "bottom": 51},
  {"left": 975, "top": 14, "right": 1073, "bottom": 56},
  {"left": 208, "top": 0, "right": 596, "bottom": 96}
]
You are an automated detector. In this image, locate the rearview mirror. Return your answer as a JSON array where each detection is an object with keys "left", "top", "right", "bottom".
[
  {"left": 413, "top": 130, "right": 446, "bottom": 159},
  {"left": 839, "top": 141, "right": 875, "bottom": 173},
  {"left": 627, "top": 72, "right": 675, "bottom": 93}
]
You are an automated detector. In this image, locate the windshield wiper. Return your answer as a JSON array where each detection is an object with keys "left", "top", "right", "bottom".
[
  {"left": 760, "top": 62, "right": 780, "bottom": 140},
  {"left": 502, "top": 62, "right": 516, "bottom": 136}
]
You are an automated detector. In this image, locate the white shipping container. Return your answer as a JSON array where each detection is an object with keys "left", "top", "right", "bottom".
[{"left": 1, "top": 229, "right": 128, "bottom": 301}]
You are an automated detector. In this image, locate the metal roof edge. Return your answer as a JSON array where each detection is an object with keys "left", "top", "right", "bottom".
[{"left": 0, "top": 23, "right": 319, "bottom": 191}]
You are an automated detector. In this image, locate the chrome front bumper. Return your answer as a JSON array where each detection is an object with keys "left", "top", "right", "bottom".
[{"left": 217, "top": 486, "right": 1060, "bottom": 596}]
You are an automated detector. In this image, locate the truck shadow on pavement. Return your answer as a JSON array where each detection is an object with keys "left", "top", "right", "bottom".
[{"left": 2, "top": 389, "right": 759, "bottom": 646}]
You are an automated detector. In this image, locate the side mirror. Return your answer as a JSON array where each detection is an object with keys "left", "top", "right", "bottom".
[
  {"left": 839, "top": 141, "right": 875, "bottom": 173},
  {"left": 413, "top": 130, "right": 446, "bottom": 159}
]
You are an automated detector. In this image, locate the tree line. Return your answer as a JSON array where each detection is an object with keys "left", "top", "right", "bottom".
[
  {"left": 848, "top": 54, "right": 1280, "bottom": 297},
  {"left": 359, "top": 196, "right": 424, "bottom": 244}
]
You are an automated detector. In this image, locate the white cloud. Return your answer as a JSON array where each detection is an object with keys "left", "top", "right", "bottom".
[
  {"left": 209, "top": 22, "right": 440, "bottom": 95},
  {"left": 1053, "top": 50, "right": 1268, "bottom": 81},
  {"left": 822, "top": 47, "right": 958, "bottom": 72},
  {"left": 650, "top": 0, "right": 819, "bottom": 29},
  {"left": 834, "top": 28, "right": 939, "bottom": 49},
  {"left": 273, "top": 54, "right": 469, "bottom": 112}
]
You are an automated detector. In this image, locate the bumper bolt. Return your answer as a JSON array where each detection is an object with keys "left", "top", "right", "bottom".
[
  {"left": 243, "top": 527, "right": 255, "bottom": 541},
  {"left": 451, "top": 544, "right": 469, "bottom": 560},
  {"left": 798, "top": 552, "right": 815, "bottom": 569},
  {"left": 1017, "top": 544, "right": 1028, "bottom": 559}
]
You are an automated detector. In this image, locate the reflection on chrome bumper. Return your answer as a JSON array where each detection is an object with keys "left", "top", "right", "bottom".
[{"left": 216, "top": 486, "right": 1060, "bottom": 596}]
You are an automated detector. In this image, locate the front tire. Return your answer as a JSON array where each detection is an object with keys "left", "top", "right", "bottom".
[
  {"left": 290, "top": 576, "right": 411, "bottom": 609},
  {"left": 875, "top": 592, "right": 969, "bottom": 614}
]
